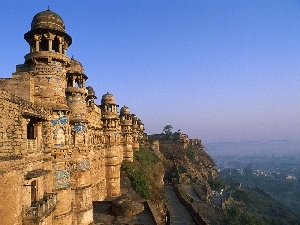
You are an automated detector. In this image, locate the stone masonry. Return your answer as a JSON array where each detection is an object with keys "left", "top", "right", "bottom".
[{"left": 0, "top": 9, "right": 144, "bottom": 225}]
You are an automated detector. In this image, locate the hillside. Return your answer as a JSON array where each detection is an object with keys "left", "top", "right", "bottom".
[
  {"left": 222, "top": 185, "right": 300, "bottom": 225},
  {"left": 148, "top": 130, "right": 300, "bottom": 225}
]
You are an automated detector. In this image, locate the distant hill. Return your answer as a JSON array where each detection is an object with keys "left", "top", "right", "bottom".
[{"left": 223, "top": 185, "right": 300, "bottom": 225}]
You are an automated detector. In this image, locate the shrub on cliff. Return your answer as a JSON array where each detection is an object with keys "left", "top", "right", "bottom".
[{"left": 121, "top": 144, "right": 165, "bottom": 203}]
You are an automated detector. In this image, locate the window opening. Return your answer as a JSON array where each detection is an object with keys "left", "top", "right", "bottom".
[
  {"left": 31, "top": 180, "right": 37, "bottom": 205},
  {"left": 52, "top": 37, "right": 60, "bottom": 52},
  {"left": 40, "top": 35, "right": 49, "bottom": 51}
]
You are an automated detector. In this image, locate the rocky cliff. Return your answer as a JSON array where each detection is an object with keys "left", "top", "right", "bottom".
[{"left": 148, "top": 132, "right": 227, "bottom": 224}]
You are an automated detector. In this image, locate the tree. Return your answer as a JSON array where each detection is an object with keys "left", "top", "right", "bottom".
[{"left": 163, "top": 125, "right": 173, "bottom": 136}]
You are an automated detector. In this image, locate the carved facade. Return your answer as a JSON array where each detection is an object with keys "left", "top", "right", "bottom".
[{"left": 0, "top": 9, "right": 144, "bottom": 225}]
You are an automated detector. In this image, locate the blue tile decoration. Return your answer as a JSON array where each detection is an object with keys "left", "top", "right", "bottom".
[
  {"left": 59, "top": 116, "right": 68, "bottom": 124},
  {"left": 52, "top": 113, "right": 68, "bottom": 146},
  {"left": 77, "top": 158, "right": 90, "bottom": 171},
  {"left": 74, "top": 123, "right": 85, "bottom": 133},
  {"left": 54, "top": 169, "right": 70, "bottom": 189}
]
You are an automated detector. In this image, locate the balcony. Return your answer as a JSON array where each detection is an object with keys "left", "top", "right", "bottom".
[
  {"left": 25, "top": 51, "right": 70, "bottom": 63},
  {"left": 27, "top": 139, "right": 37, "bottom": 153},
  {"left": 23, "top": 193, "right": 58, "bottom": 219}
]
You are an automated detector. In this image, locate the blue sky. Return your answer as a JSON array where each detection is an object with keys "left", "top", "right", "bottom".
[{"left": 0, "top": 1, "right": 300, "bottom": 142}]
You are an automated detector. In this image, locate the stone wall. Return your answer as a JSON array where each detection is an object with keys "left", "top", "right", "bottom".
[
  {"left": 0, "top": 91, "right": 28, "bottom": 156},
  {"left": 0, "top": 166, "right": 24, "bottom": 225},
  {"left": 0, "top": 77, "right": 33, "bottom": 102},
  {"left": 0, "top": 90, "right": 54, "bottom": 225},
  {"left": 0, "top": 90, "right": 49, "bottom": 157}
]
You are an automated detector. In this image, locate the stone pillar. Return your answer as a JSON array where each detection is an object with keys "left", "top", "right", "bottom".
[
  {"left": 44, "top": 33, "right": 56, "bottom": 51},
  {"left": 34, "top": 34, "right": 41, "bottom": 52},
  {"left": 63, "top": 42, "right": 68, "bottom": 55},
  {"left": 72, "top": 76, "right": 75, "bottom": 87},
  {"left": 33, "top": 123, "right": 42, "bottom": 152},
  {"left": 59, "top": 37, "right": 63, "bottom": 54}
]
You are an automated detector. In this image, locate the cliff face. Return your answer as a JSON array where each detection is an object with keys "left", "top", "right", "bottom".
[
  {"left": 148, "top": 133, "right": 227, "bottom": 224},
  {"left": 149, "top": 133, "right": 218, "bottom": 186}
]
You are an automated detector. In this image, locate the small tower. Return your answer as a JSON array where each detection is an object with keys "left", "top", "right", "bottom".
[
  {"left": 23, "top": 9, "right": 72, "bottom": 109},
  {"left": 86, "top": 86, "right": 97, "bottom": 107},
  {"left": 66, "top": 58, "right": 94, "bottom": 224},
  {"left": 66, "top": 58, "right": 88, "bottom": 133},
  {"left": 132, "top": 115, "right": 140, "bottom": 151},
  {"left": 137, "top": 118, "right": 145, "bottom": 137},
  {"left": 132, "top": 116, "right": 145, "bottom": 151},
  {"left": 85, "top": 87, "right": 106, "bottom": 201},
  {"left": 101, "top": 92, "right": 122, "bottom": 197},
  {"left": 120, "top": 106, "right": 133, "bottom": 162},
  {"left": 20, "top": 9, "right": 74, "bottom": 225}
]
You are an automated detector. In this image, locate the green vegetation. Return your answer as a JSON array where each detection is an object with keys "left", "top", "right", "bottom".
[
  {"left": 225, "top": 203, "right": 263, "bottom": 225},
  {"left": 161, "top": 124, "right": 183, "bottom": 142},
  {"left": 163, "top": 124, "right": 173, "bottom": 135},
  {"left": 178, "top": 164, "right": 188, "bottom": 174},
  {"left": 186, "top": 144, "right": 195, "bottom": 161},
  {"left": 220, "top": 164, "right": 300, "bottom": 216},
  {"left": 222, "top": 186, "right": 300, "bottom": 225},
  {"left": 208, "top": 175, "right": 226, "bottom": 192},
  {"left": 121, "top": 143, "right": 165, "bottom": 203}
]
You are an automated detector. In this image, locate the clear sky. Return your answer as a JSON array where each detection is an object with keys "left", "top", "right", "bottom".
[{"left": 0, "top": 1, "right": 300, "bottom": 142}]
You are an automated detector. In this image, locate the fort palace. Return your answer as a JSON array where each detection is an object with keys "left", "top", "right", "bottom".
[{"left": 0, "top": 9, "right": 144, "bottom": 225}]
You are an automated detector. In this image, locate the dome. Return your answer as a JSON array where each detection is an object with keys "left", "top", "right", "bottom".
[
  {"left": 101, "top": 92, "right": 115, "bottom": 104},
  {"left": 24, "top": 9, "right": 72, "bottom": 46},
  {"left": 86, "top": 86, "right": 97, "bottom": 99},
  {"left": 120, "top": 105, "right": 130, "bottom": 115},
  {"left": 68, "top": 58, "right": 85, "bottom": 75},
  {"left": 31, "top": 9, "right": 65, "bottom": 32}
]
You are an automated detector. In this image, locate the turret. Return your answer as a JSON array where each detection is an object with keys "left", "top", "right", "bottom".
[
  {"left": 66, "top": 58, "right": 88, "bottom": 124},
  {"left": 86, "top": 86, "right": 97, "bottom": 107},
  {"left": 101, "top": 93, "right": 122, "bottom": 197},
  {"left": 20, "top": 9, "right": 76, "bottom": 225},
  {"left": 22, "top": 9, "right": 72, "bottom": 110},
  {"left": 132, "top": 115, "right": 139, "bottom": 151},
  {"left": 120, "top": 106, "right": 133, "bottom": 162}
]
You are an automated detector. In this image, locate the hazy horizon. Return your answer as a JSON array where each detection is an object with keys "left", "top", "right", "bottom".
[
  {"left": 0, "top": 1, "right": 299, "bottom": 143},
  {"left": 205, "top": 139, "right": 300, "bottom": 157}
]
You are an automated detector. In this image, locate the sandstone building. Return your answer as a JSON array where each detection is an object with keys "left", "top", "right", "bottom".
[{"left": 0, "top": 9, "right": 144, "bottom": 225}]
